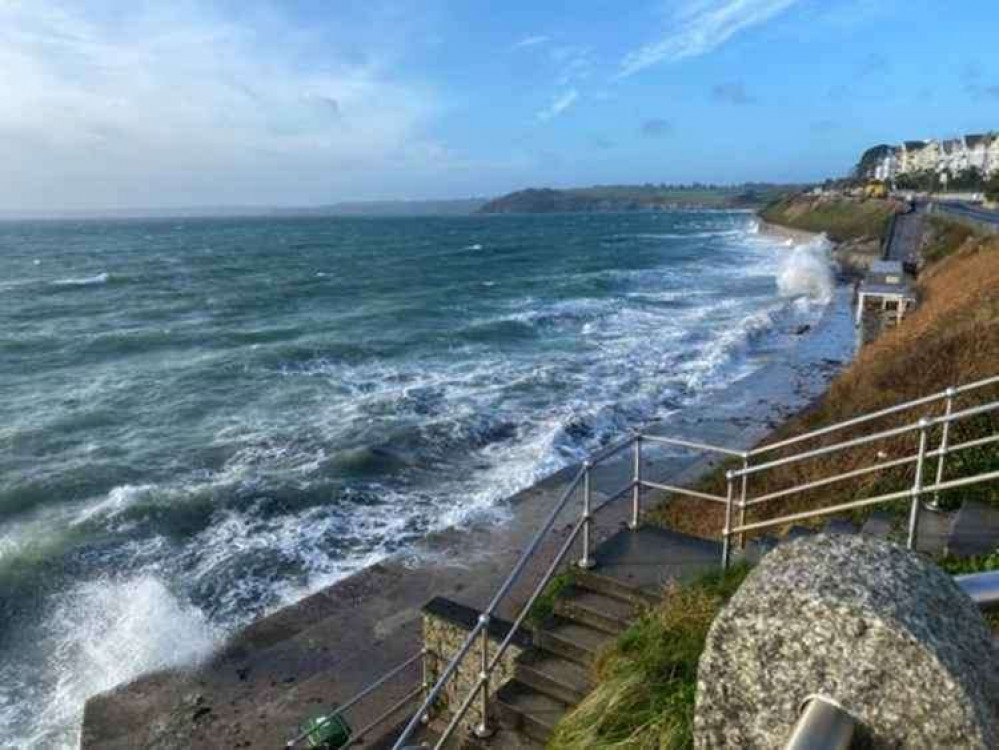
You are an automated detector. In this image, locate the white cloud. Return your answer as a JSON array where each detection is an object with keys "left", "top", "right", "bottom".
[
  {"left": 513, "top": 34, "right": 550, "bottom": 49},
  {"left": 0, "top": 1, "right": 453, "bottom": 210},
  {"left": 536, "top": 89, "right": 579, "bottom": 121},
  {"left": 619, "top": 0, "right": 800, "bottom": 77}
]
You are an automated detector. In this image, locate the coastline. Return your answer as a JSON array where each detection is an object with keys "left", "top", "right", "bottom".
[{"left": 81, "top": 221, "right": 857, "bottom": 750}]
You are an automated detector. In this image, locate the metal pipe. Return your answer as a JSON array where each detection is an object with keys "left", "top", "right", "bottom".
[
  {"left": 734, "top": 399, "right": 999, "bottom": 479},
  {"left": 579, "top": 462, "right": 595, "bottom": 569},
  {"left": 743, "top": 431, "right": 999, "bottom": 509},
  {"left": 474, "top": 618, "right": 492, "bottom": 738},
  {"left": 738, "top": 455, "right": 749, "bottom": 550},
  {"left": 395, "top": 469, "right": 587, "bottom": 749},
  {"left": 286, "top": 650, "right": 426, "bottom": 747},
  {"left": 751, "top": 374, "right": 999, "bottom": 457},
  {"left": 955, "top": 570, "right": 999, "bottom": 611},
  {"left": 721, "top": 472, "right": 734, "bottom": 570},
  {"left": 730, "top": 467, "right": 999, "bottom": 536},
  {"left": 436, "top": 519, "right": 587, "bottom": 748},
  {"left": 907, "top": 420, "right": 929, "bottom": 549},
  {"left": 589, "top": 434, "right": 637, "bottom": 463},
  {"left": 930, "top": 388, "right": 955, "bottom": 509},
  {"left": 784, "top": 696, "right": 855, "bottom": 750},
  {"left": 639, "top": 434, "right": 747, "bottom": 457},
  {"left": 630, "top": 434, "right": 642, "bottom": 530},
  {"left": 639, "top": 480, "right": 728, "bottom": 504},
  {"left": 348, "top": 686, "right": 425, "bottom": 747}
]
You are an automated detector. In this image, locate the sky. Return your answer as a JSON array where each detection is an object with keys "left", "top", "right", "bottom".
[{"left": 1, "top": 0, "right": 998, "bottom": 211}]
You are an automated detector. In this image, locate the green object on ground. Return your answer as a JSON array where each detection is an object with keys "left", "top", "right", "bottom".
[{"left": 301, "top": 713, "right": 352, "bottom": 750}]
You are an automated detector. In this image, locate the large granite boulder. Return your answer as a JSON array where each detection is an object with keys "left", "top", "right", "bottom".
[{"left": 695, "top": 534, "right": 997, "bottom": 749}]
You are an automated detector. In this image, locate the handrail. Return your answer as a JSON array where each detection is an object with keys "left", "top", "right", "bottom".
[
  {"left": 749, "top": 374, "right": 999, "bottom": 457},
  {"left": 734, "top": 400, "right": 999, "bottom": 479},
  {"left": 391, "top": 465, "right": 587, "bottom": 748},
  {"left": 383, "top": 375, "right": 999, "bottom": 747},
  {"left": 285, "top": 648, "right": 429, "bottom": 748}
]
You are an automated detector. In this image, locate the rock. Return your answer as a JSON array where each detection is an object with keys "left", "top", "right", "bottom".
[
  {"left": 793, "top": 324, "right": 811, "bottom": 335},
  {"left": 695, "top": 534, "right": 997, "bottom": 749}
]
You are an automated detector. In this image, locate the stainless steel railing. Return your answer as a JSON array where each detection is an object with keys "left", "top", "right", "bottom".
[
  {"left": 353, "top": 375, "right": 999, "bottom": 749},
  {"left": 285, "top": 649, "right": 432, "bottom": 749}
]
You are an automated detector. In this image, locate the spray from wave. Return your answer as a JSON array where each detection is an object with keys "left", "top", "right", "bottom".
[
  {"left": 5, "top": 575, "right": 220, "bottom": 749},
  {"left": 776, "top": 235, "right": 834, "bottom": 304}
]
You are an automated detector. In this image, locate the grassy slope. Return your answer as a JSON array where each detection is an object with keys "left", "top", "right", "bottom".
[
  {"left": 759, "top": 194, "right": 895, "bottom": 242},
  {"left": 651, "top": 224, "right": 999, "bottom": 541}
]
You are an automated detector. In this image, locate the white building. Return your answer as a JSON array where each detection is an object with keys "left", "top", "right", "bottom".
[{"left": 860, "top": 132, "right": 999, "bottom": 182}]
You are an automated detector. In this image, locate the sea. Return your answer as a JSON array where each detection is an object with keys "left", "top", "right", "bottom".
[{"left": 0, "top": 210, "right": 835, "bottom": 748}]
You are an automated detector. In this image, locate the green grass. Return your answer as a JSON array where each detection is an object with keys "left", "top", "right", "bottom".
[
  {"left": 548, "top": 563, "right": 751, "bottom": 750},
  {"left": 759, "top": 195, "right": 893, "bottom": 242},
  {"left": 526, "top": 569, "right": 576, "bottom": 628}
]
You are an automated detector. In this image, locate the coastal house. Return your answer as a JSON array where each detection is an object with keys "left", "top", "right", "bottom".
[
  {"left": 898, "top": 141, "right": 927, "bottom": 175},
  {"left": 965, "top": 134, "right": 990, "bottom": 175},
  {"left": 987, "top": 134, "right": 999, "bottom": 176},
  {"left": 915, "top": 140, "right": 940, "bottom": 172},
  {"left": 940, "top": 138, "right": 968, "bottom": 175}
]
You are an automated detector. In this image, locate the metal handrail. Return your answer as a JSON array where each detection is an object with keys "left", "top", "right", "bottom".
[
  {"left": 749, "top": 374, "right": 999, "bottom": 457},
  {"left": 383, "top": 376, "right": 999, "bottom": 747},
  {"left": 391, "top": 465, "right": 588, "bottom": 748},
  {"left": 286, "top": 648, "right": 429, "bottom": 748}
]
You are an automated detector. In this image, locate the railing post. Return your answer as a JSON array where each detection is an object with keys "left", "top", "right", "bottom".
[
  {"left": 578, "top": 461, "right": 596, "bottom": 569},
  {"left": 737, "top": 454, "right": 749, "bottom": 550},
  {"left": 473, "top": 616, "right": 492, "bottom": 738},
  {"left": 421, "top": 648, "right": 433, "bottom": 724},
  {"left": 929, "top": 387, "right": 955, "bottom": 510},
  {"left": 722, "top": 470, "right": 734, "bottom": 570},
  {"left": 907, "top": 419, "right": 930, "bottom": 550},
  {"left": 630, "top": 434, "right": 642, "bottom": 530}
]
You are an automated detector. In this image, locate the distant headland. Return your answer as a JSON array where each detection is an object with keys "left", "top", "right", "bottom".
[{"left": 477, "top": 183, "right": 801, "bottom": 214}]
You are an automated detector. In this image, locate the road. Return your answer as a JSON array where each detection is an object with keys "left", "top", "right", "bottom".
[{"left": 934, "top": 201, "right": 999, "bottom": 228}]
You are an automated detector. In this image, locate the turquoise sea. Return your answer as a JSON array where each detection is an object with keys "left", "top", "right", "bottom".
[{"left": 0, "top": 211, "right": 835, "bottom": 747}]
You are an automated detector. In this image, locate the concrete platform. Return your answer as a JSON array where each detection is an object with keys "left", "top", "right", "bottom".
[{"left": 592, "top": 525, "right": 722, "bottom": 595}]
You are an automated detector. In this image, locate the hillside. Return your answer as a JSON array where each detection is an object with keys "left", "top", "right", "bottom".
[
  {"left": 758, "top": 193, "right": 898, "bottom": 242},
  {"left": 478, "top": 184, "right": 799, "bottom": 214}
]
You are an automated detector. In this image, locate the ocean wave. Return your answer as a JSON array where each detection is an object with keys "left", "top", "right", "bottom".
[
  {"left": 5, "top": 575, "right": 221, "bottom": 749},
  {"left": 52, "top": 272, "right": 111, "bottom": 287},
  {"left": 776, "top": 235, "right": 835, "bottom": 304}
]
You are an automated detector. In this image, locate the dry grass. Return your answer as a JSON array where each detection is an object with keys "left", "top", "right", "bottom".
[{"left": 650, "top": 232, "right": 999, "bottom": 541}]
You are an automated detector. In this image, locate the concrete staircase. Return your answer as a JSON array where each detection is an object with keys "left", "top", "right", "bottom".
[
  {"left": 488, "top": 526, "right": 719, "bottom": 747},
  {"left": 400, "top": 499, "right": 999, "bottom": 750}
]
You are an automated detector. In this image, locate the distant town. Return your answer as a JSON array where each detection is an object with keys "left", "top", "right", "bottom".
[{"left": 857, "top": 133, "right": 999, "bottom": 190}]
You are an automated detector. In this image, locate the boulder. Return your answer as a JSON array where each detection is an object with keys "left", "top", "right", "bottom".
[{"left": 695, "top": 534, "right": 997, "bottom": 749}]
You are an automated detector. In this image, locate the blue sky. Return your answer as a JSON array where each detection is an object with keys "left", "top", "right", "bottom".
[{"left": 1, "top": 0, "right": 998, "bottom": 210}]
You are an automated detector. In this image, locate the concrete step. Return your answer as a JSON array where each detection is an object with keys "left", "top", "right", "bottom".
[
  {"left": 514, "top": 651, "right": 592, "bottom": 705},
  {"left": 535, "top": 617, "right": 612, "bottom": 666},
  {"left": 554, "top": 586, "right": 637, "bottom": 635},
  {"left": 572, "top": 568, "right": 659, "bottom": 608},
  {"left": 494, "top": 680, "right": 569, "bottom": 744},
  {"left": 948, "top": 501, "right": 999, "bottom": 558}
]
